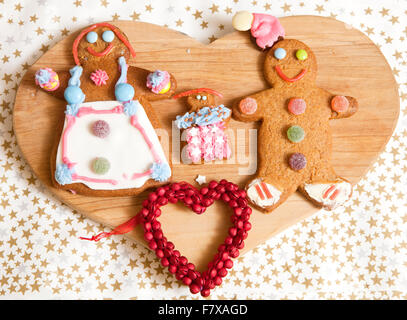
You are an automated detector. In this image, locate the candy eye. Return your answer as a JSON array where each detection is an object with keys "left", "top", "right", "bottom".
[
  {"left": 86, "top": 31, "right": 98, "bottom": 44},
  {"left": 102, "top": 30, "right": 115, "bottom": 43},
  {"left": 202, "top": 96, "right": 207, "bottom": 101},
  {"left": 196, "top": 95, "right": 201, "bottom": 100},
  {"left": 274, "top": 48, "right": 286, "bottom": 60},
  {"left": 296, "top": 49, "right": 308, "bottom": 61}
]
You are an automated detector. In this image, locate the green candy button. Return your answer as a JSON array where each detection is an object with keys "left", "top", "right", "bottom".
[
  {"left": 296, "top": 49, "right": 308, "bottom": 61},
  {"left": 92, "top": 157, "right": 110, "bottom": 175},
  {"left": 287, "top": 125, "right": 305, "bottom": 143}
]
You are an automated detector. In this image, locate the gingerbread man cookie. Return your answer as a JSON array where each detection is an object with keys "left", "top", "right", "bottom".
[
  {"left": 35, "top": 22, "right": 177, "bottom": 196},
  {"left": 232, "top": 13, "right": 358, "bottom": 212},
  {"left": 173, "top": 88, "right": 231, "bottom": 163}
]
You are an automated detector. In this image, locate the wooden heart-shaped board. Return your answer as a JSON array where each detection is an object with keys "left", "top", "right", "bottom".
[{"left": 13, "top": 16, "right": 399, "bottom": 270}]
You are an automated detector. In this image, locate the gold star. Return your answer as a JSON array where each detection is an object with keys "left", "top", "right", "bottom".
[
  {"left": 13, "top": 49, "right": 21, "bottom": 57},
  {"left": 14, "top": 3, "right": 23, "bottom": 11},
  {"left": 208, "top": 35, "right": 217, "bottom": 43},
  {"left": 365, "top": 7, "right": 372, "bottom": 15},
  {"left": 315, "top": 5, "right": 324, "bottom": 13},
  {"left": 372, "top": 275, "right": 382, "bottom": 285},
  {"left": 162, "top": 277, "right": 173, "bottom": 289},
  {"left": 45, "top": 241, "right": 55, "bottom": 252},
  {"left": 175, "top": 19, "right": 184, "bottom": 27},
  {"left": 35, "top": 27, "right": 45, "bottom": 35},
  {"left": 2, "top": 73, "right": 12, "bottom": 83},
  {"left": 366, "top": 27, "right": 374, "bottom": 35},
  {"left": 289, "top": 274, "right": 299, "bottom": 284},
  {"left": 40, "top": 44, "right": 49, "bottom": 53},
  {"left": 150, "top": 280, "right": 159, "bottom": 289},
  {"left": 389, "top": 16, "right": 399, "bottom": 24},
  {"left": 193, "top": 10, "right": 202, "bottom": 19},
  {"left": 112, "top": 280, "right": 122, "bottom": 291},
  {"left": 7, "top": 236, "right": 17, "bottom": 247},
  {"left": 97, "top": 281, "right": 108, "bottom": 292},
  {"left": 18, "top": 284, "right": 29, "bottom": 295},
  {"left": 73, "top": 0, "right": 82, "bottom": 7},
  {"left": 129, "top": 258, "right": 138, "bottom": 269},
  {"left": 281, "top": 3, "right": 291, "bottom": 12},
  {"left": 302, "top": 278, "right": 313, "bottom": 288},
  {"left": 145, "top": 4, "right": 153, "bottom": 12},
  {"left": 141, "top": 257, "right": 153, "bottom": 268},
  {"left": 130, "top": 11, "right": 140, "bottom": 21},
  {"left": 86, "top": 264, "right": 96, "bottom": 275},
  {"left": 23, "top": 16, "right": 34, "bottom": 25},
  {"left": 209, "top": 4, "right": 219, "bottom": 13},
  {"left": 379, "top": 8, "right": 389, "bottom": 16},
  {"left": 1, "top": 55, "right": 9, "bottom": 63},
  {"left": 100, "top": 0, "right": 109, "bottom": 7},
  {"left": 2, "top": 162, "right": 12, "bottom": 171}
]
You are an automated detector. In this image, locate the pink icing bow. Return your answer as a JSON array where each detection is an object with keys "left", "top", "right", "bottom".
[{"left": 251, "top": 13, "right": 285, "bottom": 49}]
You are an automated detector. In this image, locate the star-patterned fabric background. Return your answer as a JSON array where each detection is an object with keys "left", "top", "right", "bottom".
[{"left": 1, "top": 0, "right": 407, "bottom": 300}]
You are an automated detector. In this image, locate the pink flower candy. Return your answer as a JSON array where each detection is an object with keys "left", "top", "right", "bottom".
[{"left": 90, "top": 69, "right": 109, "bottom": 86}]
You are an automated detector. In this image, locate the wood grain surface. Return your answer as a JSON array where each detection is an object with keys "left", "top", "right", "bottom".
[{"left": 13, "top": 16, "right": 399, "bottom": 270}]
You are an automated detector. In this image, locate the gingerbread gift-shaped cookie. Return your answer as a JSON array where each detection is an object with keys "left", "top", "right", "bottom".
[
  {"left": 173, "top": 88, "right": 232, "bottom": 163},
  {"left": 34, "top": 22, "right": 177, "bottom": 196},
  {"left": 232, "top": 12, "right": 358, "bottom": 212}
]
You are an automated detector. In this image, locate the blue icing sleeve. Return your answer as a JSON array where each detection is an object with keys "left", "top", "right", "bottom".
[
  {"left": 150, "top": 162, "right": 171, "bottom": 182},
  {"left": 35, "top": 69, "right": 51, "bottom": 84},
  {"left": 116, "top": 56, "right": 128, "bottom": 85},
  {"left": 65, "top": 104, "right": 81, "bottom": 116},
  {"left": 175, "top": 112, "right": 195, "bottom": 129},
  {"left": 55, "top": 163, "right": 74, "bottom": 185},
  {"left": 123, "top": 100, "right": 141, "bottom": 116},
  {"left": 193, "top": 105, "right": 231, "bottom": 126},
  {"left": 67, "top": 65, "right": 83, "bottom": 87},
  {"left": 64, "top": 65, "right": 85, "bottom": 116}
]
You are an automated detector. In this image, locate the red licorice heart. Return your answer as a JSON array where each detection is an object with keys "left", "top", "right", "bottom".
[{"left": 138, "top": 180, "right": 252, "bottom": 297}]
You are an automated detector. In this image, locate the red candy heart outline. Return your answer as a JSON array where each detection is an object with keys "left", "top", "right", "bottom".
[{"left": 138, "top": 180, "right": 252, "bottom": 297}]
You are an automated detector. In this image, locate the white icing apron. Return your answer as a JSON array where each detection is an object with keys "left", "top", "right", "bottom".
[{"left": 54, "top": 57, "right": 170, "bottom": 190}]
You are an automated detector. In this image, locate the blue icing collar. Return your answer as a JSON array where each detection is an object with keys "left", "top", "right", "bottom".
[{"left": 175, "top": 104, "right": 231, "bottom": 129}]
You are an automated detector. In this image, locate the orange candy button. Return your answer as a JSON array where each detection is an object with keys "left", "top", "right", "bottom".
[
  {"left": 239, "top": 97, "right": 257, "bottom": 115},
  {"left": 331, "top": 95, "right": 349, "bottom": 113}
]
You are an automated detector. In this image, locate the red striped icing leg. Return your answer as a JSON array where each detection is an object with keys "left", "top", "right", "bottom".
[
  {"left": 246, "top": 178, "right": 282, "bottom": 209},
  {"left": 302, "top": 178, "right": 353, "bottom": 210}
]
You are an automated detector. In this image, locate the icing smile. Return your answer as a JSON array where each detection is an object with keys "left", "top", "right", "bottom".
[
  {"left": 275, "top": 65, "right": 307, "bottom": 82},
  {"left": 87, "top": 43, "right": 114, "bottom": 57}
]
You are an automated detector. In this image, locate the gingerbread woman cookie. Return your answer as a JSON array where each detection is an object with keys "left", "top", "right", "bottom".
[
  {"left": 173, "top": 88, "right": 231, "bottom": 163},
  {"left": 35, "top": 22, "right": 177, "bottom": 196},
  {"left": 232, "top": 13, "right": 358, "bottom": 212}
]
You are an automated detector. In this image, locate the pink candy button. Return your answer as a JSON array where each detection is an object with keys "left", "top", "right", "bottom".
[
  {"left": 288, "top": 98, "right": 306, "bottom": 115},
  {"left": 239, "top": 97, "right": 257, "bottom": 115},
  {"left": 331, "top": 95, "right": 349, "bottom": 113}
]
